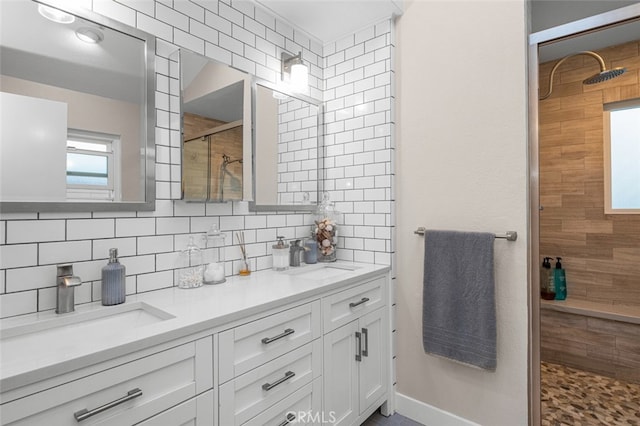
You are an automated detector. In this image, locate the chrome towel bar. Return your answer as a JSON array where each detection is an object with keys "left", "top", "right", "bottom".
[{"left": 413, "top": 227, "right": 517, "bottom": 241}]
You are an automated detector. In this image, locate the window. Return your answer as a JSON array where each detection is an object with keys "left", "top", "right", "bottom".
[
  {"left": 604, "top": 99, "right": 640, "bottom": 214},
  {"left": 66, "top": 130, "right": 120, "bottom": 201}
]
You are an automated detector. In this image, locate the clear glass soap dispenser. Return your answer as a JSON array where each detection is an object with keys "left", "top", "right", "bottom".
[{"left": 272, "top": 236, "right": 289, "bottom": 271}]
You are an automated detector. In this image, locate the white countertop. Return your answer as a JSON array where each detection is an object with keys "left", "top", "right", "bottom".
[{"left": 0, "top": 262, "right": 389, "bottom": 392}]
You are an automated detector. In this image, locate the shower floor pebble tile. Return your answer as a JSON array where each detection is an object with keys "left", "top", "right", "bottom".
[{"left": 541, "top": 361, "right": 640, "bottom": 426}]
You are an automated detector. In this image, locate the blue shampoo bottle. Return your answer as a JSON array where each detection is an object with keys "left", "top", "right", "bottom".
[{"left": 554, "top": 257, "right": 567, "bottom": 300}]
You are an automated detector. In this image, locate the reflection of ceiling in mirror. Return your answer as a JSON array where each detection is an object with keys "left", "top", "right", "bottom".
[
  {"left": 184, "top": 80, "right": 244, "bottom": 123},
  {"left": 0, "top": 1, "right": 144, "bottom": 103}
]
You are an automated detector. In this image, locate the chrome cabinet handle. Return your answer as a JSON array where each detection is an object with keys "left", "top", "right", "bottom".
[
  {"left": 262, "top": 328, "right": 295, "bottom": 344},
  {"left": 262, "top": 371, "right": 295, "bottom": 391},
  {"left": 74, "top": 388, "right": 142, "bottom": 422},
  {"left": 362, "top": 327, "right": 369, "bottom": 357},
  {"left": 277, "top": 413, "right": 296, "bottom": 426},
  {"left": 349, "top": 297, "right": 369, "bottom": 308},
  {"left": 355, "top": 331, "right": 362, "bottom": 362}
]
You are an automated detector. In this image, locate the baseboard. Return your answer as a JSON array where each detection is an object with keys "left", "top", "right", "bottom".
[{"left": 394, "top": 392, "right": 480, "bottom": 426}]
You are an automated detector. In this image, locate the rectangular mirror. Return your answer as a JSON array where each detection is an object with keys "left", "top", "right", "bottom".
[
  {"left": 0, "top": 0, "right": 156, "bottom": 213},
  {"left": 250, "top": 81, "right": 322, "bottom": 211},
  {"left": 178, "top": 49, "right": 252, "bottom": 202}
]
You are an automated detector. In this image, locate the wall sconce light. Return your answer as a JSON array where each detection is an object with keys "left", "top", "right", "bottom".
[{"left": 281, "top": 51, "right": 309, "bottom": 93}]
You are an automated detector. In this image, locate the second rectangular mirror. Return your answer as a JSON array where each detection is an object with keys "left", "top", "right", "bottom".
[
  {"left": 251, "top": 82, "right": 322, "bottom": 211},
  {"left": 179, "top": 49, "right": 252, "bottom": 202}
]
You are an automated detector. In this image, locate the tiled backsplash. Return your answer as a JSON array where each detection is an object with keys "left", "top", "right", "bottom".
[{"left": 0, "top": 0, "right": 394, "bottom": 318}]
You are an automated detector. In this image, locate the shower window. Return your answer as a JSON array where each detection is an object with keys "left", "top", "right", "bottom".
[{"left": 603, "top": 99, "right": 640, "bottom": 214}]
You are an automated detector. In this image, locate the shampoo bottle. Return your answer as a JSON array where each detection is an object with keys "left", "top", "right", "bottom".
[
  {"left": 540, "top": 257, "right": 555, "bottom": 300},
  {"left": 102, "top": 248, "right": 126, "bottom": 305},
  {"left": 554, "top": 257, "right": 567, "bottom": 300}
]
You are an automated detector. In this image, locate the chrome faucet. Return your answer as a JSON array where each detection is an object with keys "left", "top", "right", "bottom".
[
  {"left": 289, "top": 240, "right": 305, "bottom": 267},
  {"left": 56, "top": 264, "right": 82, "bottom": 314}
]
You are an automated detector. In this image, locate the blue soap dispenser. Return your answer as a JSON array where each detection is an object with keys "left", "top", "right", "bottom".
[
  {"left": 102, "top": 248, "right": 126, "bottom": 305},
  {"left": 554, "top": 257, "right": 566, "bottom": 300}
]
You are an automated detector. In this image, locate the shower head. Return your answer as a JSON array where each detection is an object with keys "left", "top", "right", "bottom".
[
  {"left": 582, "top": 67, "right": 626, "bottom": 85},
  {"left": 539, "top": 51, "right": 627, "bottom": 100}
]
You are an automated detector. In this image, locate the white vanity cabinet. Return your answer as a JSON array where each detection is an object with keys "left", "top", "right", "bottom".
[
  {"left": 0, "top": 336, "right": 213, "bottom": 425},
  {"left": 322, "top": 277, "right": 389, "bottom": 426},
  {"left": 0, "top": 265, "right": 391, "bottom": 426}
]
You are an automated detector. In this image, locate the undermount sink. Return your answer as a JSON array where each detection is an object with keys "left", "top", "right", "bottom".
[
  {"left": 0, "top": 302, "right": 174, "bottom": 344},
  {"left": 283, "top": 263, "right": 362, "bottom": 280}
]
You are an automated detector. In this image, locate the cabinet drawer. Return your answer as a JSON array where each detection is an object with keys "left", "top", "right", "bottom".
[
  {"left": 219, "top": 301, "right": 321, "bottom": 383},
  {"left": 1, "top": 337, "right": 213, "bottom": 426},
  {"left": 219, "top": 339, "right": 322, "bottom": 426},
  {"left": 323, "top": 277, "right": 386, "bottom": 332},
  {"left": 137, "top": 390, "right": 214, "bottom": 426},
  {"left": 242, "top": 378, "right": 322, "bottom": 426}
]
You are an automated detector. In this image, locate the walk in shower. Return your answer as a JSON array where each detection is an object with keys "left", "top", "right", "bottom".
[{"left": 531, "top": 4, "right": 640, "bottom": 424}]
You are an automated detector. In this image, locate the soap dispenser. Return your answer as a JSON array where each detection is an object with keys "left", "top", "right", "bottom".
[
  {"left": 102, "top": 248, "right": 126, "bottom": 306},
  {"left": 554, "top": 257, "right": 567, "bottom": 300},
  {"left": 272, "top": 236, "right": 289, "bottom": 271},
  {"left": 540, "top": 257, "right": 555, "bottom": 300}
]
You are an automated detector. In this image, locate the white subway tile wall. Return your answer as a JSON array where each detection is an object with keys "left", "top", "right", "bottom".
[
  {"left": 0, "top": 0, "right": 394, "bottom": 318},
  {"left": 323, "top": 19, "right": 395, "bottom": 266}
]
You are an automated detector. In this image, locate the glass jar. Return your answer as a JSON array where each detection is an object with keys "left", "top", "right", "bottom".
[
  {"left": 313, "top": 192, "right": 341, "bottom": 262},
  {"left": 203, "top": 225, "right": 226, "bottom": 284},
  {"left": 272, "top": 236, "right": 290, "bottom": 271},
  {"left": 177, "top": 236, "right": 204, "bottom": 289}
]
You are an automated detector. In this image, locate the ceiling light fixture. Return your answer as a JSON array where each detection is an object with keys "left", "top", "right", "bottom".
[
  {"left": 76, "top": 27, "right": 104, "bottom": 44},
  {"left": 38, "top": 4, "right": 75, "bottom": 24},
  {"left": 281, "top": 51, "right": 309, "bottom": 93}
]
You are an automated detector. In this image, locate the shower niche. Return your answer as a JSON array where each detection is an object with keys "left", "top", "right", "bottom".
[{"left": 178, "top": 49, "right": 252, "bottom": 202}]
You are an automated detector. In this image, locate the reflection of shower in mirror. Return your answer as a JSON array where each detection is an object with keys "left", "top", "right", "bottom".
[{"left": 218, "top": 154, "right": 243, "bottom": 201}]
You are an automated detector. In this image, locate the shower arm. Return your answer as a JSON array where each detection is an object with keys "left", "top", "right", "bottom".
[{"left": 539, "top": 51, "right": 606, "bottom": 101}]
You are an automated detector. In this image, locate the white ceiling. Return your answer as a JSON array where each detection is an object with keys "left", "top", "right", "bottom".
[{"left": 252, "top": 0, "right": 403, "bottom": 44}]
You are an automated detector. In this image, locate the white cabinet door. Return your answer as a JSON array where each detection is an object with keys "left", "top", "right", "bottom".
[
  {"left": 323, "top": 321, "right": 359, "bottom": 426},
  {"left": 358, "top": 307, "right": 388, "bottom": 414},
  {"left": 137, "top": 390, "right": 214, "bottom": 426}
]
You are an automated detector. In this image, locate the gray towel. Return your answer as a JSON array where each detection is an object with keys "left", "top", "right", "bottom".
[{"left": 422, "top": 230, "right": 497, "bottom": 370}]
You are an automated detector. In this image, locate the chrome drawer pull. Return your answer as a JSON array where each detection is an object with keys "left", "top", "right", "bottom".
[
  {"left": 362, "top": 327, "right": 369, "bottom": 357},
  {"left": 74, "top": 388, "right": 142, "bottom": 422},
  {"left": 355, "top": 331, "right": 362, "bottom": 362},
  {"left": 349, "top": 297, "right": 369, "bottom": 308},
  {"left": 278, "top": 412, "right": 296, "bottom": 426},
  {"left": 261, "top": 328, "right": 295, "bottom": 344},
  {"left": 262, "top": 371, "right": 295, "bottom": 391}
]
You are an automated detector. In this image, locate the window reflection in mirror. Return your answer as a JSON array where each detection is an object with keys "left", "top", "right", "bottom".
[
  {"left": 0, "top": 0, "right": 155, "bottom": 211},
  {"left": 252, "top": 83, "right": 321, "bottom": 210},
  {"left": 179, "top": 49, "right": 251, "bottom": 202}
]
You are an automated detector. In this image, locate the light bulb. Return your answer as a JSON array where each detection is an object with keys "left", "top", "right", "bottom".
[{"left": 290, "top": 62, "right": 309, "bottom": 93}]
